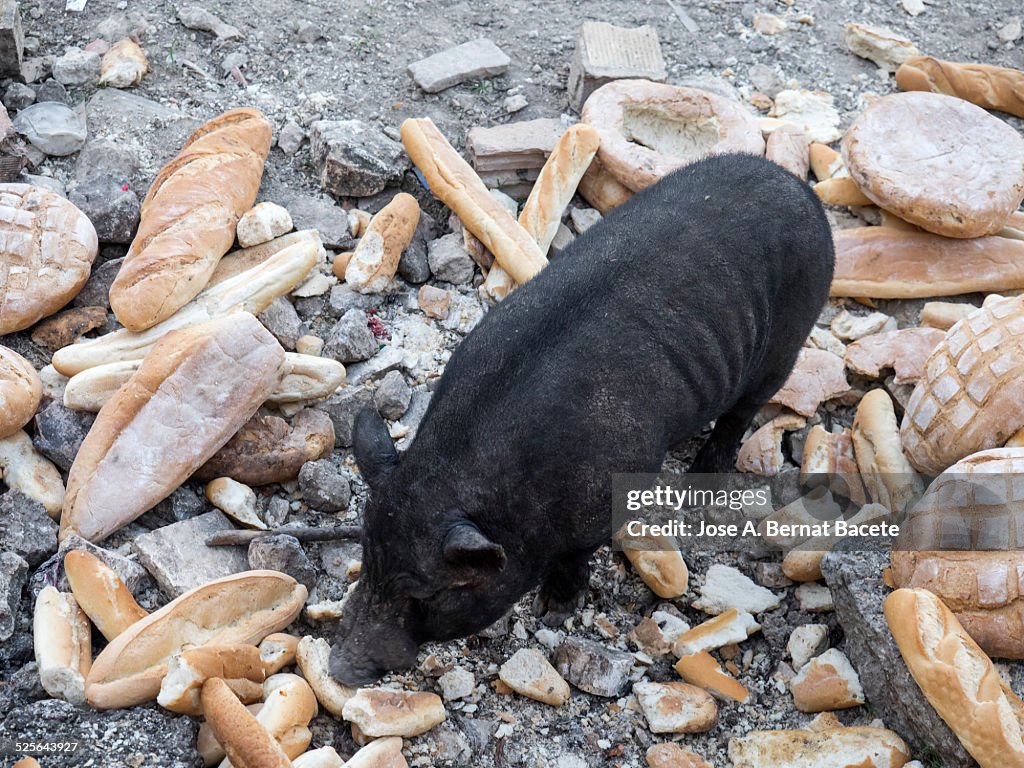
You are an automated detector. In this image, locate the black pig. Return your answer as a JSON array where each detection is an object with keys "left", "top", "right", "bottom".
[{"left": 331, "top": 153, "right": 834, "bottom": 684}]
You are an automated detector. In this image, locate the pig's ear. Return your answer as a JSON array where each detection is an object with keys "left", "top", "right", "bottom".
[
  {"left": 443, "top": 522, "right": 507, "bottom": 572},
  {"left": 353, "top": 406, "right": 399, "bottom": 487}
]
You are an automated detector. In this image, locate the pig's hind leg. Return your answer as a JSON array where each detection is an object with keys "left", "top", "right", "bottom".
[{"left": 531, "top": 548, "right": 595, "bottom": 627}]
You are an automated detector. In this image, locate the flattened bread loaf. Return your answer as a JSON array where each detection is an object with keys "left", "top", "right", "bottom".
[
  {"left": 110, "top": 108, "right": 272, "bottom": 331},
  {"left": 61, "top": 312, "right": 285, "bottom": 543}
]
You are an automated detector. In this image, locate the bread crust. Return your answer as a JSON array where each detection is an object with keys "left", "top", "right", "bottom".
[
  {"left": 400, "top": 117, "right": 547, "bottom": 285},
  {"left": 884, "top": 587, "right": 1024, "bottom": 767},
  {"left": 0, "top": 345, "right": 41, "bottom": 439},
  {"left": 344, "top": 193, "right": 421, "bottom": 293},
  {"left": 896, "top": 56, "right": 1024, "bottom": 118},
  {"left": 110, "top": 108, "right": 273, "bottom": 331},
  {"left": 64, "top": 549, "right": 148, "bottom": 641},
  {"left": 201, "top": 677, "right": 293, "bottom": 768}
]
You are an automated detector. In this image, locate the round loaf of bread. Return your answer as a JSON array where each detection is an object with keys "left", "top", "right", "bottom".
[
  {"left": 581, "top": 80, "right": 765, "bottom": 191},
  {"left": 842, "top": 92, "right": 1024, "bottom": 238},
  {"left": 901, "top": 295, "right": 1024, "bottom": 475},
  {"left": 0, "top": 345, "right": 41, "bottom": 438},
  {"left": 0, "top": 184, "right": 98, "bottom": 335}
]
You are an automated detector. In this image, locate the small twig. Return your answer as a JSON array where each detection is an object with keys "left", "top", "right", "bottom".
[
  {"left": 665, "top": 0, "right": 700, "bottom": 33},
  {"left": 181, "top": 59, "right": 215, "bottom": 80},
  {"left": 229, "top": 66, "right": 248, "bottom": 88},
  {"left": 206, "top": 525, "right": 362, "bottom": 547}
]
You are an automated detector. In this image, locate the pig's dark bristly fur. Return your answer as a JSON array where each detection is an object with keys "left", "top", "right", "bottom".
[{"left": 331, "top": 153, "right": 835, "bottom": 684}]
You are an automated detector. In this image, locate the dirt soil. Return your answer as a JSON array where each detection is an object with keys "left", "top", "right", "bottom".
[{"left": 3, "top": 0, "right": 1023, "bottom": 767}]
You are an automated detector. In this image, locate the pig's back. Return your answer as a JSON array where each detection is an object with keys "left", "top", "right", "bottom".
[{"left": 412, "top": 154, "right": 832, "bottom": 512}]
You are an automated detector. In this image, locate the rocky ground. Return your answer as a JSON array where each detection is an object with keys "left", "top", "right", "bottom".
[{"left": 1, "top": 0, "right": 1023, "bottom": 767}]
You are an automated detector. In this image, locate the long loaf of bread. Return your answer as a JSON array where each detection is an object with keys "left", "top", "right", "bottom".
[
  {"left": 884, "top": 588, "right": 1024, "bottom": 768},
  {"left": 400, "top": 117, "right": 548, "bottom": 285},
  {"left": 831, "top": 226, "right": 1024, "bottom": 298},
  {"left": 60, "top": 312, "right": 285, "bottom": 543},
  {"left": 896, "top": 56, "right": 1024, "bottom": 118},
  {"left": 110, "top": 108, "right": 273, "bottom": 332}
]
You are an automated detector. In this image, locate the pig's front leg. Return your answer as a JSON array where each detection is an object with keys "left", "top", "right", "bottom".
[{"left": 531, "top": 549, "right": 594, "bottom": 627}]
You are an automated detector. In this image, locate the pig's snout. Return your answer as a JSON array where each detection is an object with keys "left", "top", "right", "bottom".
[{"left": 330, "top": 590, "right": 421, "bottom": 686}]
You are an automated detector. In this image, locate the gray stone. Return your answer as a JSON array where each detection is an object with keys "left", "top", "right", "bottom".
[
  {"left": 822, "top": 545, "right": 972, "bottom": 767},
  {"left": 35, "top": 77, "right": 69, "bottom": 105},
  {"left": 298, "top": 459, "right": 351, "bottom": 513},
  {"left": 550, "top": 223, "right": 575, "bottom": 255},
  {"left": 11, "top": 101, "right": 87, "bottom": 156},
  {"left": 264, "top": 496, "right": 290, "bottom": 528},
  {"left": 375, "top": 370, "right": 411, "bottom": 420},
  {"left": 552, "top": 636, "right": 634, "bottom": 697},
  {"left": 20, "top": 56, "right": 49, "bottom": 85},
  {"left": 0, "top": 491, "right": 58, "bottom": 567},
  {"left": 0, "top": 698, "right": 200, "bottom": 768},
  {"left": 438, "top": 667, "right": 476, "bottom": 701},
  {"left": 133, "top": 511, "right": 249, "bottom": 598},
  {"left": 0, "top": 0, "right": 22, "bottom": 78},
  {"left": 0, "top": 552, "right": 27, "bottom": 641},
  {"left": 569, "top": 207, "right": 601, "bottom": 234},
  {"left": 749, "top": 63, "right": 785, "bottom": 98},
  {"left": 408, "top": 38, "right": 510, "bottom": 94},
  {"left": 52, "top": 47, "right": 101, "bottom": 86},
  {"left": 75, "top": 138, "right": 138, "bottom": 187},
  {"left": 477, "top": 611, "right": 510, "bottom": 639},
  {"left": 327, "top": 283, "right": 382, "bottom": 318},
  {"left": 324, "top": 308, "right": 378, "bottom": 363},
  {"left": 56, "top": 533, "right": 150, "bottom": 595},
  {"left": 320, "top": 540, "right": 362, "bottom": 581},
  {"left": 3, "top": 82, "right": 33, "bottom": 111},
  {"left": 309, "top": 119, "right": 409, "bottom": 197},
  {"left": 314, "top": 386, "right": 374, "bottom": 447},
  {"left": 21, "top": 173, "right": 65, "bottom": 197},
  {"left": 442, "top": 292, "right": 485, "bottom": 335},
  {"left": 278, "top": 120, "right": 305, "bottom": 154},
  {"left": 272, "top": 189, "right": 351, "bottom": 249},
  {"left": 295, "top": 20, "right": 324, "bottom": 43},
  {"left": 32, "top": 398, "right": 95, "bottom": 472},
  {"left": 428, "top": 233, "right": 475, "bottom": 284},
  {"left": 73, "top": 257, "right": 123, "bottom": 309},
  {"left": 258, "top": 296, "right": 303, "bottom": 350},
  {"left": 178, "top": 5, "right": 242, "bottom": 40},
  {"left": 95, "top": 12, "right": 150, "bottom": 41},
  {"left": 69, "top": 176, "right": 140, "bottom": 244},
  {"left": 248, "top": 534, "right": 317, "bottom": 591},
  {"left": 399, "top": 387, "right": 432, "bottom": 442},
  {"left": 567, "top": 22, "right": 666, "bottom": 109},
  {"left": 504, "top": 94, "right": 528, "bottom": 114},
  {"left": 138, "top": 485, "right": 206, "bottom": 530},
  {"left": 398, "top": 210, "right": 436, "bottom": 284}
]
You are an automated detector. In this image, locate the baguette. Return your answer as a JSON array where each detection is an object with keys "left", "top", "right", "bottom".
[
  {"left": 208, "top": 230, "right": 325, "bottom": 288},
  {"left": 34, "top": 586, "right": 92, "bottom": 705},
  {"left": 110, "top": 108, "right": 273, "bottom": 331},
  {"left": 518, "top": 124, "right": 600, "bottom": 255},
  {"left": 344, "top": 193, "right": 421, "bottom": 293},
  {"left": 400, "top": 117, "right": 548, "bottom": 285},
  {"left": 831, "top": 226, "right": 1024, "bottom": 298},
  {"left": 85, "top": 570, "right": 306, "bottom": 709},
  {"left": 63, "top": 353, "right": 344, "bottom": 412},
  {"left": 729, "top": 723, "right": 910, "bottom": 768},
  {"left": 814, "top": 177, "right": 873, "bottom": 207},
  {"left": 576, "top": 156, "right": 633, "bottom": 215},
  {"left": 201, "top": 677, "right": 294, "bottom": 768},
  {"left": 52, "top": 238, "right": 319, "bottom": 377},
  {"left": 808, "top": 142, "right": 845, "bottom": 181},
  {"left": 896, "top": 55, "right": 1024, "bottom": 118},
  {"left": 765, "top": 124, "right": 810, "bottom": 181},
  {"left": 0, "top": 346, "right": 41, "bottom": 439},
  {"left": 884, "top": 588, "right": 1024, "bottom": 768},
  {"left": 64, "top": 549, "right": 148, "bottom": 641},
  {"left": 158, "top": 644, "right": 266, "bottom": 715},
  {"left": 850, "top": 389, "right": 922, "bottom": 514},
  {"left": 61, "top": 313, "right": 285, "bottom": 543}
]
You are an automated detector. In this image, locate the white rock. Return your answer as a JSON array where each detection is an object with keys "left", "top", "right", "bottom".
[
  {"left": 806, "top": 326, "right": 846, "bottom": 357},
  {"left": 438, "top": 667, "right": 475, "bottom": 701},
  {"left": 632, "top": 681, "right": 717, "bottom": 734},
  {"left": 692, "top": 564, "right": 781, "bottom": 615},
  {"left": 902, "top": 0, "right": 926, "bottom": 16},
  {"left": 204, "top": 477, "right": 264, "bottom": 529},
  {"left": 292, "top": 270, "right": 336, "bottom": 298},
  {"left": 830, "top": 310, "right": 895, "bottom": 341},
  {"left": 795, "top": 583, "right": 834, "bottom": 612},
  {"left": 498, "top": 648, "right": 570, "bottom": 706},
  {"left": 787, "top": 624, "right": 829, "bottom": 670},
  {"left": 237, "top": 202, "right": 294, "bottom": 248},
  {"left": 844, "top": 23, "right": 920, "bottom": 72}
]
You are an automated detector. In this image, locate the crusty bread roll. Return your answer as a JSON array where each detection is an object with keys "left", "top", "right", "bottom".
[
  {"left": 616, "top": 529, "right": 689, "bottom": 599},
  {"left": 577, "top": 156, "right": 633, "bottom": 215},
  {"left": 343, "top": 193, "right": 420, "bottom": 293},
  {"left": 400, "top": 117, "right": 547, "bottom": 285},
  {"left": 808, "top": 143, "right": 844, "bottom": 181},
  {"left": 851, "top": 389, "right": 922, "bottom": 514},
  {"left": 0, "top": 346, "right": 41, "bottom": 439},
  {"left": 800, "top": 425, "right": 867, "bottom": 505},
  {"left": 884, "top": 588, "right": 1024, "bottom": 768},
  {"left": 0, "top": 184, "right": 98, "bottom": 336},
  {"left": 0, "top": 428, "right": 65, "bottom": 517},
  {"left": 110, "top": 108, "right": 273, "bottom": 331},
  {"left": 201, "top": 677, "right": 293, "bottom": 768},
  {"left": 342, "top": 737, "right": 405, "bottom": 768},
  {"left": 831, "top": 226, "right": 1024, "bottom": 299},
  {"left": 729, "top": 723, "right": 911, "bottom": 768},
  {"left": 581, "top": 80, "right": 765, "bottom": 191},
  {"left": 64, "top": 549, "right": 148, "bottom": 641},
  {"left": 814, "top": 177, "right": 873, "bottom": 207},
  {"left": 85, "top": 571, "right": 307, "bottom": 709},
  {"left": 34, "top": 586, "right": 92, "bottom": 705},
  {"left": 842, "top": 92, "right": 1024, "bottom": 238},
  {"left": 259, "top": 633, "right": 301, "bottom": 676},
  {"left": 901, "top": 297, "right": 1024, "bottom": 475},
  {"left": 518, "top": 124, "right": 600, "bottom": 255},
  {"left": 292, "top": 747, "right": 344, "bottom": 768},
  {"left": 765, "top": 124, "right": 810, "bottom": 181},
  {"left": 781, "top": 549, "right": 825, "bottom": 582},
  {"left": 158, "top": 644, "right": 266, "bottom": 715},
  {"left": 896, "top": 55, "right": 1024, "bottom": 118},
  {"left": 295, "top": 636, "right": 356, "bottom": 717},
  {"left": 60, "top": 312, "right": 285, "bottom": 543},
  {"left": 52, "top": 238, "right": 318, "bottom": 377},
  {"left": 919, "top": 301, "right": 977, "bottom": 331},
  {"left": 342, "top": 688, "right": 447, "bottom": 739}
]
